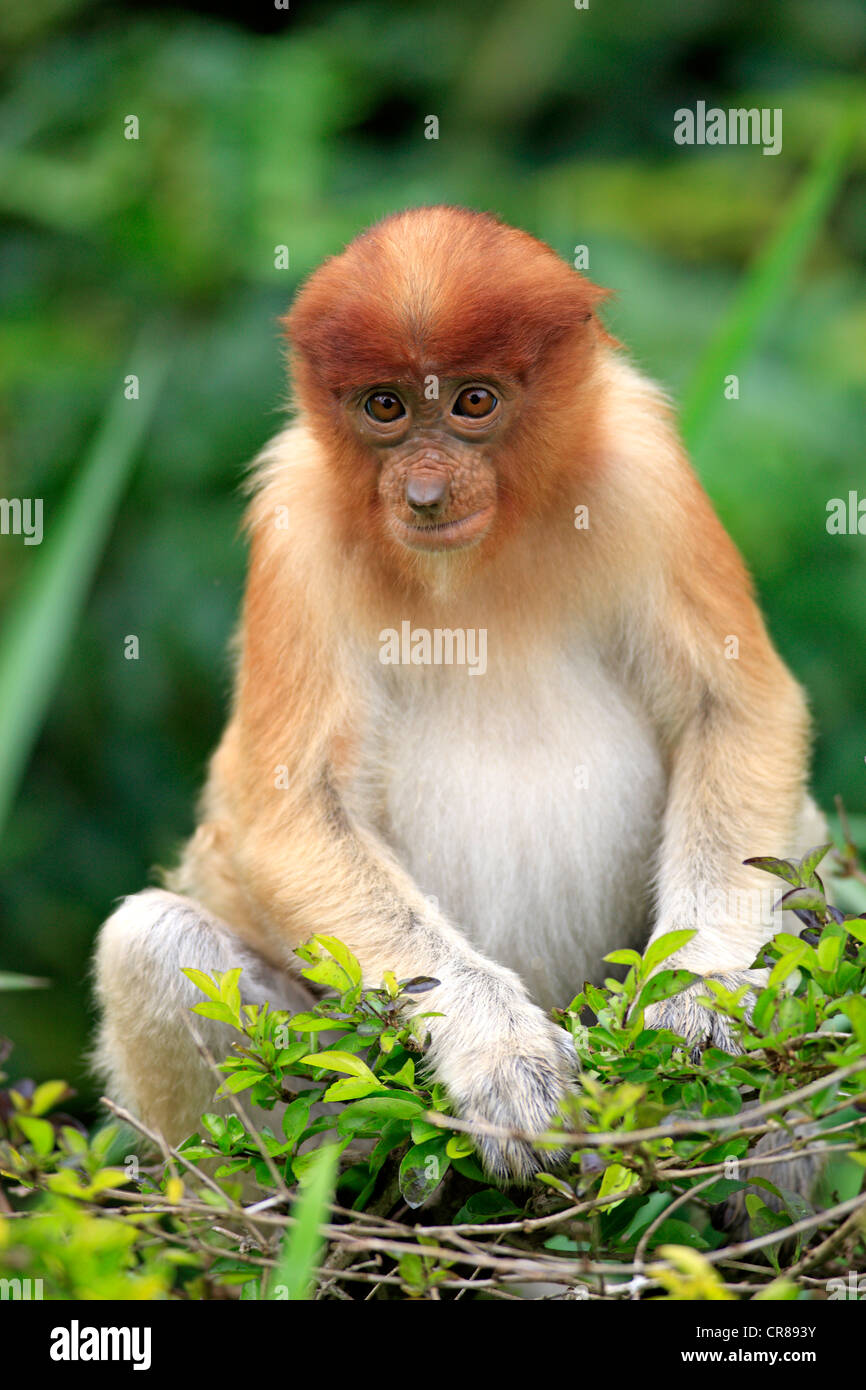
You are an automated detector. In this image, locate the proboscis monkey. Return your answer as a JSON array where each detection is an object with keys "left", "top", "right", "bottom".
[{"left": 94, "top": 206, "right": 825, "bottom": 1179}]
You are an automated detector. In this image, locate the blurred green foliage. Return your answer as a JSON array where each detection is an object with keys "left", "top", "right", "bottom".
[{"left": 0, "top": 0, "right": 864, "bottom": 1105}]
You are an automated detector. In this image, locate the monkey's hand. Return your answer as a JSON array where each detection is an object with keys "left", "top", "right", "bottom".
[
  {"left": 426, "top": 991, "right": 577, "bottom": 1183},
  {"left": 643, "top": 971, "right": 759, "bottom": 1061}
]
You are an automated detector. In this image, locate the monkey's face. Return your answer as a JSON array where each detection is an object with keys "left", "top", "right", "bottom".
[
  {"left": 286, "top": 207, "right": 610, "bottom": 565},
  {"left": 345, "top": 376, "right": 517, "bottom": 552}
]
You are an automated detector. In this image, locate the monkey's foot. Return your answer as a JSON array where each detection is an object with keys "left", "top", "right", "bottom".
[
  {"left": 448, "top": 1027, "right": 578, "bottom": 1184},
  {"left": 643, "top": 972, "right": 758, "bottom": 1061}
]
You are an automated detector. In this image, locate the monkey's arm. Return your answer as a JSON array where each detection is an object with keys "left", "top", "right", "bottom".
[{"left": 635, "top": 472, "right": 811, "bottom": 1048}]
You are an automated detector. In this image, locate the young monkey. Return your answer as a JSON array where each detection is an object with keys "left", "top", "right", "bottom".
[{"left": 94, "top": 205, "right": 826, "bottom": 1180}]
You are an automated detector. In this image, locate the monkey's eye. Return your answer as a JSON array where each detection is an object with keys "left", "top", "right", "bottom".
[
  {"left": 452, "top": 387, "right": 497, "bottom": 419},
  {"left": 364, "top": 391, "right": 406, "bottom": 423}
]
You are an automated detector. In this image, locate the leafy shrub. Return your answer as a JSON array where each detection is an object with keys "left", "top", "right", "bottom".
[{"left": 2, "top": 844, "right": 865, "bottom": 1299}]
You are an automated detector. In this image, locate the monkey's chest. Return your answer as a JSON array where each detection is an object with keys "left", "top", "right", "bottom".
[{"left": 356, "top": 658, "right": 667, "bottom": 1009}]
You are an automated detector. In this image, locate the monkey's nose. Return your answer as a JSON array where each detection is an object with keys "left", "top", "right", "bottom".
[{"left": 406, "top": 473, "right": 449, "bottom": 519}]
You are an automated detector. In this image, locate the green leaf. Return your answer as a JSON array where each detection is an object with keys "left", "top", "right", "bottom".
[
  {"left": 345, "top": 1093, "right": 424, "bottom": 1120},
  {"left": 603, "top": 949, "right": 643, "bottom": 968},
  {"left": 215, "top": 1159, "right": 252, "bottom": 1178},
  {"left": 0, "top": 972, "right": 49, "bottom": 991},
  {"left": 643, "top": 931, "right": 696, "bottom": 975},
  {"left": 192, "top": 1001, "right": 240, "bottom": 1027},
  {"left": 44, "top": 1170, "right": 87, "bottom": 1196},
  {"left": 644, "top": 1218, "right": 709, "bottom": 1251},
  {"left": 584, "top": 984, "right": 609, "bottom": 1016},
  {"left": 181, "top": 968, "right": 221, "bottom": 1002},
  {"left": 773, "top": 932, "right": 811, "bottom": 953},
  {"left": 399, "top": 1253, "right": 426, "bottom": 1289},
  {"left": 544, "top": 1235, "right": 581, "bottom": 1253},
  {"left": 841, "top": 997, "right": 866, "bottom": 1047},
  {"left": 218, "top": 968, "right": 243, "bottom": 1015},
  {"left": 29, "top": 1080, "right": 69, "bottom": 1116},
  {"left": 743, "top": 857, "right": 802, "bottom": 887},
  {"left": 597, "top": 1161, "right": 637, "bottom": 1210},
  {"left": 798, "top": 844, "right": 834, "bottom": 886},
  {"left": 301, "top": 959, "right": 353, "bottom": 992},
  {"left": 536, "top": 1172, "right": 576, "bottom": 1199},
  {"left": 337, "top": 1095, "right": 424, "bottom": 1136},
  {"left": 0, "top": 321, "right": 173, "bottom": 837},
  {"left": 451, "top": 1154, "right": 486, "bottom": 1183},
  {"left": 844, "top": 919, "right": 866, "bottom": 946},
  {"left": 383, "top": 1057, "right": 416, "bottom": 1088},
  {"left": 745, "top": 1195, "right": 790, "bottom": 1266},
  {"left": 60, "top": 1125, "right": 87, "bottom": 1155},
  {"left": 220, "top": 1069, "right": 265, "bottom": 1094},
  {"left": 17, "top": 1115, "right": 55, "bottom": 1155},
  {"left": 681, "top": 112, "right": 856, "bottom": 449},
  {"left": 410, "top": 1118, "right": 443, "bottom": 1145},
  {"left": 268, "top": 1144, "right": 339, "bottom": 1300},
  {"left": 817, "top": 936, "right": 842, "bottom": 973},
  {"left": 174, "top": 1140, "right": 212, "bottom": 1161},
  {"left": 752, "top": 988, "right": 777, "bottom": 1033},
  {"left": 287, "top": 1013, "right": 334, "bottom": 1032},
  {"left": 310, "top": 936, "right": 362, "bottom": 988},
  {"left": 777, "top": 888, "right": 825, "bottom": 914},
  {"left": 398, "top": 976, "right": 441, "bottom": 996},
  {"left": 87, "top": 1168, "right": 132, "bottom": 1194},
  {"left": 292, "top": 1139, "right": 349, "bottom": 1185},
  {"left": 323, "top": 1078, "right": 387, "bottom": 1102},
  {"left": 201, "top": 1114, "right": 226, "bottom": 1142},
  {"left": 616, "top": 1192, "right": 674, "bottom": 1243},
  {"left": 768, "top": 948, "right": 805, "bottom": 989},
  {"left": 453, "top": 1189, "right": 522, "bottom": 1224},
  {"left": 636, "top": 968, "right": 697, "bottom": 1014},
  {"left": 281, "top": 1096, "right": 314, "bottom": 1147},
  {"left": 300, "top": 1050, "right": 379, "bottom": 1083},
  {"left": 399, "top": 1137, "right": 451, "bottom": 1209},
  {"left": 445, "top": 1132, "right": 476, "bottom": 1159}
]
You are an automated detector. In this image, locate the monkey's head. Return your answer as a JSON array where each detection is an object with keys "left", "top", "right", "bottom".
[{"left": 284, "top": 206, "right": 609, "bottom": 562}]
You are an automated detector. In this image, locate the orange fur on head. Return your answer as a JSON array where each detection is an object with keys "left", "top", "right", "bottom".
[{"left": 285, "top": 206, "right": 610, "bottom": 395}]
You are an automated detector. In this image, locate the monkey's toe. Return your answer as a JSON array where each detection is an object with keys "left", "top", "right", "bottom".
[{"left": 644, "top": 972, "right": 757, "bottom": 1062}]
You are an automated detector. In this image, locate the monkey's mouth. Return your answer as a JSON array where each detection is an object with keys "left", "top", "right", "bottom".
[{"left": 391, "top": 505, "right": 495, "bottom": 552}]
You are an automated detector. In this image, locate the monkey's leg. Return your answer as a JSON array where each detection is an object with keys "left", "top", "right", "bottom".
[{"left": 93, "top": 888, "right": 313, "bottom": 1146}]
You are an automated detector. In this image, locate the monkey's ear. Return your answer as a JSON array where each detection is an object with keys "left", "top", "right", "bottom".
[
  {"left": 575, "top": 279, "right": 619, "bottom": 348},
  {"left": 576, "top": 278, "right": 608, "bottom": 317},
  {"left": 526, "top": 273, "right": 618, "bottom": 359}
]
